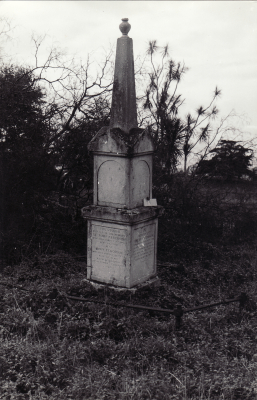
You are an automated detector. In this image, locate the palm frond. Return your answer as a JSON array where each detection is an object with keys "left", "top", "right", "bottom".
[
  {"left": 214, "top": 86, "right": 221, "bottom": 97},
  {"left": 147, "top": 40, "right": 159, "bottom": 56},
  {"left": 161, "top": 44, "right": 169, "bottom": 58}
]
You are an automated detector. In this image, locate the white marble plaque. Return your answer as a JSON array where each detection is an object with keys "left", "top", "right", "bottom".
[
  {"left": 92, "top": 225, "right": 127, "bottom": 270},
  {"left": 132, "top": 223, "right": 155, "bottom": 282},
  {"left": 134, "top": 224, "right": 155, "bottom": 261}
]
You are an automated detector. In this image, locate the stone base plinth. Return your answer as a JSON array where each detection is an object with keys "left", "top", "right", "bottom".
[
  {"left": 82, "top": 205, "right": 163, "bottom": 288},
  {"left": 82, "top": 276, "right": 160, "bottom": 293}
]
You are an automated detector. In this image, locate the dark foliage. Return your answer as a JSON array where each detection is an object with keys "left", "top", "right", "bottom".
[
  {"left": 0, "top": 55, "right": 256, "bottom": 267},
  {"left": 154, "top": 173, "right": 257, "bottom": 262},
  {"left": 0, "top": 66, "right": 110, "bottom": 264},
  {"left": 196, "top": 139, "right": 254, "bottom": 181},
  {"left": 0, "top": 66, "right": 57, "bottom": 263}
]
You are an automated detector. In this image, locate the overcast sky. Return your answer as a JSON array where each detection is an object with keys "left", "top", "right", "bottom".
[{"left": 1, "top": 1, "right": 257, "bottom": 145}]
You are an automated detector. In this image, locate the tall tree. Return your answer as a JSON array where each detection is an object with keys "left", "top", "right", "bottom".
[
  {"left": 139, "top": 41, "right": 186, "bottom": 173},
  {"left": 27, "top": 35, "right": 113, "bottom": 151},
  {"left": 0, "top": 65, "right": 56, "bottom": 259},
  {"left": 196, "top": 140, "right": 253, "bottom": 181},
  {"left": 0, "top": 59, "right": 112, "bottom": 261},
  {"left": 139, "top": 41, "right": 221, "bottom": 174}
]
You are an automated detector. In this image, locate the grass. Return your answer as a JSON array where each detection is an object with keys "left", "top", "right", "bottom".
[{"left": 1, "top": 244, "right": 257, "bottom": 399}]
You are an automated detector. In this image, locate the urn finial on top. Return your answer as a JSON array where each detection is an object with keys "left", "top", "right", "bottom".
[{"left": 119, "top": 18, "right": 131, "bottom": 36}]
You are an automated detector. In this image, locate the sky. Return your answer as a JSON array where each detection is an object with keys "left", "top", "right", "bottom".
[{"left": 1, "top": 1, "right": 257, "bottom": 151}]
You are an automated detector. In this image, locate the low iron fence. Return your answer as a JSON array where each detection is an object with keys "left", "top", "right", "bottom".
[
  {"left": 65, "top": 292, "right": 248, "bottom": 329},
  {"left": 0, "top": 280, "right": 249, "bottom": 329}
]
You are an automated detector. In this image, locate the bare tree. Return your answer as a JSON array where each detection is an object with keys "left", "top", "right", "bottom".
[
  {"left": 1, "top": 32, "right": 114, "bottom": 152},
  {"left": 0, "top": 32, "right": 115, "bottom": 207},
  {"left": 181, "top": 86, "right": 221, "bottom": 173},
  {"left": 0, "top": 17, "right": 13, "bottom": 61},
  {"left": 25, "top": 35, "right": 114, "bottom": 148}
]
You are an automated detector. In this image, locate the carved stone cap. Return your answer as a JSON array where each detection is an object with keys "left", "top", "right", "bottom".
[
  {"left": 88, "top": 126, "right": 155, "bottom": 155},
  {"left": 119, "top": 18, "right": 131, "bottom": 36}
]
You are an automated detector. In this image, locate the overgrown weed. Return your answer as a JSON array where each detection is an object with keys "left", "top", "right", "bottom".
[{"left": 1, "top": 246, "right": 257, "bottom": 399}]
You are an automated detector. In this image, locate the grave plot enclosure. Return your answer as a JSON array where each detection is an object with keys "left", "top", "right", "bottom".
[{"left": 82, "top": 18, "right": 162, "bottom": 288}]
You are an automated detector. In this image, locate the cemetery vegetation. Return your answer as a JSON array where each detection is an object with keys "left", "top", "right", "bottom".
[
  {"left": 1, "top": 31, "right": 257, "bottom": 399},
  {"left": 1, "top": 195, "right": 257, "bottom": 399}
]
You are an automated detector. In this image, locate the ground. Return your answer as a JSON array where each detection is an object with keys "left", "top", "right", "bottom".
[{"left": 0, "top": 243, "right": 257, "bottom": 399}]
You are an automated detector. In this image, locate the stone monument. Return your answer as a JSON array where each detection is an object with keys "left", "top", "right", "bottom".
[{"left": 82, "top": 18, "right": 162, "bottom": 288}]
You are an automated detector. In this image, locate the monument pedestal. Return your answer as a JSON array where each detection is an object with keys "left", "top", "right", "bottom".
[{"left": 82, "top": 205, "right": 163, "bottom": 288}]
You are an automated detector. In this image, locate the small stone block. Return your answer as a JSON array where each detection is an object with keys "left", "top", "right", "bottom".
[
  {"left": 144, "top": 198, "right": 157, "bottom": 207},
  {"left": 149, "top": 199, "right": 157, "bottom": 206}
]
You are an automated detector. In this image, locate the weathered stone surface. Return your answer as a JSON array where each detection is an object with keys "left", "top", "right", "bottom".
[
  {"left": 92, "top": 154, "right": 153, "bottom": 208},
  {"left": 89, "top": 223, "right": 128, "bottom": 285},
  {"left": 109, "top": 34, "right": 137, "bottom": 133},
  {"left": 82, "top": 18, "right": 163, "bottom": 288},
  {"left": 82, "top": 204, "right": 163, "bottom": 224},
  {"left": 82, "top": 276, "right": 160, "bottom": 292},
  {"left": 86, "top": 217, "right": 158, "bottom": 288},
  {"left": 131, "top": 222, "right": 156, "bottom": 284},
  {"left": 119, "top": 18, "right": 131, "bottom": 36},
  {"left": 88, "top": 126, "right": 154, "bottom": 155},
  {"left": 98, "top": 160, "right": 126, "bottom": 205}
]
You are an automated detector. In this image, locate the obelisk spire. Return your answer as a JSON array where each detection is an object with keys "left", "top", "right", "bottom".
[{"left": 109, "top": 18, "right": 138, "bottom": 133}]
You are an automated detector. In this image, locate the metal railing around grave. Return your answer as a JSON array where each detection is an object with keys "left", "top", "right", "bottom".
[
  {"left": 65, "top": 292, "right": 248, "bottom": 329},
  {"left": 0, "top": 281, "right": 249, "bottom": 329}
]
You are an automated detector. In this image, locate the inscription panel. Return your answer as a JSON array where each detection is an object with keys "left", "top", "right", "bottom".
[
  {"left": 92, "top": 224, "right": 127, "bottom": 270},
  {"left": 134, "top": 226, "right": 154, "bottom": 261},
  {"left": 132, "top": 223, "right": 156, "bottom": 283}
]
